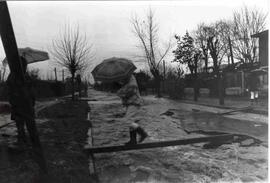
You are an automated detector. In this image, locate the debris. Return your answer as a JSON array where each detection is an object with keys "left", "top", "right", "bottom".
[
  {"left": 160, "top": 110, "right": 174, "bottom": 116},
  {"left": 192, "top": 109, "right": 200, "bottom": 112},
  {"left": 240, "top": 139, "right": 255, "bottom": 146}
]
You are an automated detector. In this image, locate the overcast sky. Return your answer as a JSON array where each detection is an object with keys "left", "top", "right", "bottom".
[{"left": 0, "top": 0, "right": 268, "bottom": 80}]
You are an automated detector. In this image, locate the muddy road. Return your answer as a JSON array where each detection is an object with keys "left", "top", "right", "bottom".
[{"left": 87, "top": 88, "right": 268, "bottom": 183}]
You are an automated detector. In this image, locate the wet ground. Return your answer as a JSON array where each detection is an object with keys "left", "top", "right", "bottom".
[
  {"left": 0, "top": 100, "right": 92, "bottom": 183},
  {"left": 0, "top": 89, "right": 267, "bottom": 183},
  {"left": 87, "top": 88, "right": 268, "bottom": 183}
]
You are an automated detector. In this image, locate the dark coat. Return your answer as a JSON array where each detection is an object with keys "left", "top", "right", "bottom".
[
  {"left": 7, "top": 73, "right": 35, "bottom": 121},
  {"left": 247, "top": 74, "right": 260, "bottom": 92}
]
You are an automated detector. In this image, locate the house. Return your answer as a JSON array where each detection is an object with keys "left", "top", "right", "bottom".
[
  {"left": 222, "top": 30, "right": 268, "bottom": 96},
  {"left": 251, "top": 30, "right": 268, "bottom": 94},
  {"left": 251, "top": 30, "right": 268, "bottom": 67}
]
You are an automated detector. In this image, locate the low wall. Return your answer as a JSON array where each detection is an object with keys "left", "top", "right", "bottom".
[
  {"left": 184, "top": 88, "right": 210, "bottom": 97},
  {"left": 225, "top": 87, "right": 242, "bottom": 96},
  {"left": 200, "top": 88, "right": 210, "bottom": 97}
]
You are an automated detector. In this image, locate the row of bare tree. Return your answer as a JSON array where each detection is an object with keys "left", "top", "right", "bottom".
[
  {"left": 132, "top": 6, "right": 267, "bottom": 105},
  {"left": 49, "top": 6, "right": 266, "bottom": 103}
]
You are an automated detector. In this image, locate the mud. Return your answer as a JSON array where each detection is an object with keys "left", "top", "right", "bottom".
[
  {"left": 87, "top": 89, "right": 268, "bottom": 183},
  {"left": 0, "top": 100, "right": 93, "bottom": 183}
]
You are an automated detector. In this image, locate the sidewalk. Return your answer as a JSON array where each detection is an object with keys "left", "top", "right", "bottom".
[
  {"left": 143, "top": 95, "right": 268, "bottom": 124},
  {"left": 181, "top": 96, "right": 268, "bottom": 115}
]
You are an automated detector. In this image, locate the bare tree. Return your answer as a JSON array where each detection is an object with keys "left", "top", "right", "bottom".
[
  {"left": 194, "top": 23, "right": 209, "bottom": 73},
  {"left": 51, "top": 24, "right": 94, "bottom": 100},
  {"left": 203, "top": 21, "right": 229, "bottom": 105},
  {"left": 131, "top": 8, "right": 171, "bottom": 97},
  {"left": 232, "top": 6, "right": 267, "bottom": 64}
]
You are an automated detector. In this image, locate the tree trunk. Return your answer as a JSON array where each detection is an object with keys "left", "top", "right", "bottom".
[
  {"left": 213, "top": 55, "right": 224, "bottom": 105},
  {"left": 218, "top": 73, "right": 224, "bottom": 105},
  {"left": 203, "top": 50, "right": 208, "bottom": 73},
  {"left": 54, "top": 67, "right": 57, "bottom": 81},
  {"left": 228, "top": 36, "right": 234, "bottom": 64},
  {"left": 62, "top": 69, "right": 64, "bottom": 82},
  {"left": 205, "top": 60, "right": 208, "bottom": 73},
  {"left": 78, "top": 82, "right": 81, "bottom": 98},
  {"left": 71, "top": 73, "right": 75, "bottom": 101},
  {"left": 193, "top": 58, "right": 199, "bottom": 102},
  {"left": 156, "top": 77, "right": 161, "bottom": 98}
]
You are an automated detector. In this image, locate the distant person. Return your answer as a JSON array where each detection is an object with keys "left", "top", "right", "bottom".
[
  {"left": 247, "top": 73, "right": 260, "bottom": 105},
  {"left": 117, "top": 74, "right": 148, "bottom": 145},
  {"left": 7, "top": 56, "right": 47, "bottom": 172}
]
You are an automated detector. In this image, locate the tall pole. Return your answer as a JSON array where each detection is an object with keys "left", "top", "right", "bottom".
[
  {"left": 0, "top": 1, "right": 47, "bottom": 173},
  {"left": 0, "top": 1, "right": 24, "bottom": 81}
]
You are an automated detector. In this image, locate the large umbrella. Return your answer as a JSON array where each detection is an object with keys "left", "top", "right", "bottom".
[
  {"left": 92, "top": 57, "right": 137, "bottom": 82},
  {"left": 2, "top": 47, "right": 49, "bottom": 65}
]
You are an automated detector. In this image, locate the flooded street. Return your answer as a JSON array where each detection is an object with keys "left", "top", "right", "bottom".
[
  {"left": 0, "top": 1, "right": 268, "bottom": 182},
  {"left": 87, "top": 88, "right": 268, "bottom": 183}
]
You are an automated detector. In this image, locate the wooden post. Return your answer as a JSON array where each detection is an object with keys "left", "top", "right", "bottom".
[
  {"left": 86, "top": 108, "right": 99, "bottom": 181},
  {"left": 0, "top": 1, "right": 24, "bottom": 80},
  {"left": 0, "top": 1, "right": 47, "bottom": 174},
  {"left": 84, "top": 134, "right": 235, "bottom": 154}
]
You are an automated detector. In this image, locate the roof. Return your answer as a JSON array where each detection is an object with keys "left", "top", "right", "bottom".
[{"left": 251, "top": 30, "right": 269, "bottom": 38}]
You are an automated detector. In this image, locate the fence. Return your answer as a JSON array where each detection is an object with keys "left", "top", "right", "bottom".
[{"left": 0, "top": 79, "right": 88, "bottom": 101}]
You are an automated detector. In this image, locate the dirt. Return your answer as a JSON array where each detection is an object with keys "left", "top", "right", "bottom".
[{"left": 0, "top": 100, "right": 93, "bottom": 183}]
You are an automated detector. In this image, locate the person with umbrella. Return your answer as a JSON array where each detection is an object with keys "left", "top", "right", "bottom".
[
  {"left": 92, "top": 57, "right": 148, "bottom": 145},
  {"left": 117, "top": 74, "right": 148, "bottom": 145},
  {"left": 4, "top": 47, "right": 49, "bottom": 149},
  {"left": 7, "top": 56, "right": 35, "bottom": 148},
  {"left": 5, "top": 49, "right": 49, "bottom": 173}
]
